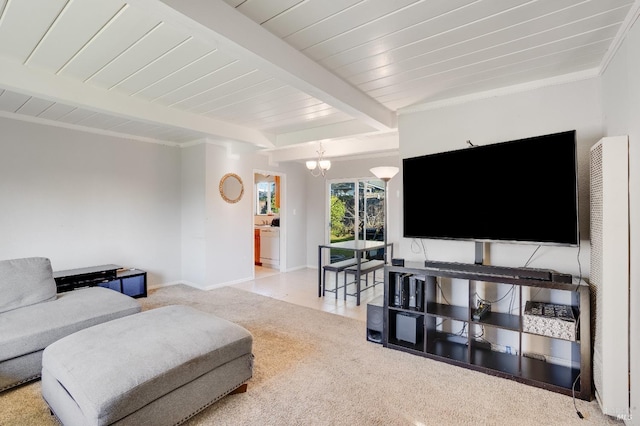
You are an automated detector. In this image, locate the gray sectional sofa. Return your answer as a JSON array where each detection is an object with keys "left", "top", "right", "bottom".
[{"left": 0, "top": 257, "right": 142, "bottom": 392}]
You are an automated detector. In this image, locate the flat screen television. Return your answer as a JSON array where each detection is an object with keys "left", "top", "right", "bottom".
[{"left": 403, "top": 130, "right": 579, "bottom": 246}]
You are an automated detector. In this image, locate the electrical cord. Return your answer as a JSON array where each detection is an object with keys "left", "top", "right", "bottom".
[
  {"left": 523, "top": 245, "right": 541, "bottom": 267},
  {"left": 572, "top": 374, "right": 584, "bottom": 419},
  {"left": 474, "top": 286, "right": 515, "bottom": 305},
  {"left": 437, "top": 280, "right": 452, "bottom": 305},
  {"left": 411, "top": 238, "right": 428, "bottom": 260},
  {"left": 574, "top": 243, "right": 584, "bottom": 291}
]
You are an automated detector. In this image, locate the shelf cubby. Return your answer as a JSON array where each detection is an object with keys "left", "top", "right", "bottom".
[
  {"left": 471, "top": 310, "right": 520, "bottom": 331},
  {"left": 426, "top": 331, "right": 468, "bottom": 364},
  {"left": 426, "top": 302, "right": 467, "bottom": 321},
  {"left": 520, "top": 356, "right": 581, "bottom": 393},
  {"left": 470, "top": 345, "right": 520, "bottom": 376},
  {"left": 387, "top": 309, "right": 424, "bottom": 352}
]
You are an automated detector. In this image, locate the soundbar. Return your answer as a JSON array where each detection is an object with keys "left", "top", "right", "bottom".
[{"left": 423, "top": 260, "right": 572, "bottom": 282}]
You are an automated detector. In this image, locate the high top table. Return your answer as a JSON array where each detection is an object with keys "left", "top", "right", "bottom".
[{"left": 318, "top": 240, "right": 393, "bottom": 305}]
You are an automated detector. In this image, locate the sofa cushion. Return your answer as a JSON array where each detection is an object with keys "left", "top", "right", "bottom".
[
  {"left": 0, "top": 286, "right": 141, "bottom": 363},
  {"left": 0, "top": 257, "right": 57, "bottom": 314}
]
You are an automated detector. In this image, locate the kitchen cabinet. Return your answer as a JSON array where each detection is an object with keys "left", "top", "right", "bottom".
[{"left": 254, "top": 228, "right": 261, "bottom": 266}]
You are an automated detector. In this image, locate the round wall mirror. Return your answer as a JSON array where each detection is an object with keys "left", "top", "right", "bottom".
[{"left": 219, "top": 173, "right": 244, "bottom": 204}]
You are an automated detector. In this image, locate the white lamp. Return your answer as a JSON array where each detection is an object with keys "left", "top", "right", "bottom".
[
  {"left": 306, "top": 143, "right": 331, "bottom": 177},
  {"left": 370, "top": 166, "right": 399, "bottom": 264}
]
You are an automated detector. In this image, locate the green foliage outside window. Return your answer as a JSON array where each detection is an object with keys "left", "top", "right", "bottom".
[{"left": 330, "top": 195, "right": 348, "bottom": 239}]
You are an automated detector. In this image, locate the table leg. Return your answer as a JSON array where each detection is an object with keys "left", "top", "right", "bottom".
[
  {"left": 318, "top": 246, "right": 322, "bottom": 297},
  {"left": 356, "top": 252, "right": 361, "bottom": 306}
]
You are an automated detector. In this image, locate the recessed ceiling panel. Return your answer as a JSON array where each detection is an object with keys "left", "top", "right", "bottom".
[
  {"left": 206, "top": 85, "right": 311, "bottom": 120},
  {"left": 58, "top": 5, "right": 163, "bottom": 82},
  {"left": 152, "top": 60, "right": 258, "bottom": 107},
  {"left": 25, "top": 0, "right": 127, "bottom": 73},
  {"left": 302, "top": 0, "right": 474, "bottom": 61},
  {"left": 0, "top": 0, "right": 67, "bottom": 63},
  {"left": 0, "top": 89, "right": 29, "bottom": 112},
  {"left": 15, "top": 97, "right": 55, "bottom": 116},
  {"left": 87, "top": 23, "right": 191, "bottom": 91},
  {"left": 233, "top": 0, "right": 304, "bottom": 25},
  {"left": 189, "top": 78, "right": 285, "bottom": 115},
  {"left": 37, "top": 103, "right": 77, "bottom": 121},
  {"left": 77, "top": 112, "right": 130, "bottom": 130},
  {"left": 114, "top": 37, "right": 215, "bottom": 96},
  {"left": 329, "top": 0, "right": 582, "bottom": 77},
  {"left": 364, "top": 26, "right": 618, "bottom": 98},
  {"left": 282, "top": 0, "right": 420, "bottom": 50},
  {"left": 131, "top": 50, "right": 237, "bottom": 101},
  {"left": 260, "top": 0, "right": 363, "bottom": 38},
  {"left": 171, "top": 69, "right": 272, "bottom": 111},
  {"left": 258, "top": 109, "right": 353, "bottom": 134},
  {"left": 57, "top": 108, "right": 97, "bottom": 125}
]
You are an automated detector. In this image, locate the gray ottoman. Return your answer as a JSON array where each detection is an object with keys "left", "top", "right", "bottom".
[{"left": 41, "top": 305, "right": 254, "bottom": 426}]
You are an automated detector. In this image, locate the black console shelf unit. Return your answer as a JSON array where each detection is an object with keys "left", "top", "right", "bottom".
[
  {"left": 53, "top": 264, "right": 147, "bottom": 298},
  {"left": 383, "top": 261, "right": 591, "bottom": 400}
]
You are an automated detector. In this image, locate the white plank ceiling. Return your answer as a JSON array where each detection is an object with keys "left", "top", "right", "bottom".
[{"left": 0, "top": 0, "right": 637, "bottom": 161}]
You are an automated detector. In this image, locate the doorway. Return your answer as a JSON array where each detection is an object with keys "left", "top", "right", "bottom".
[{"left": 254, "top": 171, "right": 284, "bottom": 276}]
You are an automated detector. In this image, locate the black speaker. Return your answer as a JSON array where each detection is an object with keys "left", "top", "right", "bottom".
[
  {"left": 396, "top": 312, "right": 422, "bottom": 344},
  {"left": 391, "top": 258, "right": 405, "bottom": 266},
  {"left": 366, "top": 296, "right": 384, "bottom": 343}
]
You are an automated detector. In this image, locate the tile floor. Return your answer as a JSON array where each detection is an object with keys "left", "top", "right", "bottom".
[{"left": 230, "top": 265, "right": 386, "bottom": 322}]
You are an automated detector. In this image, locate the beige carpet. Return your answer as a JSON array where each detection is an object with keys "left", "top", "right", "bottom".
[{"left": 0, "top": 285, "right": 621, "bottom": 425}]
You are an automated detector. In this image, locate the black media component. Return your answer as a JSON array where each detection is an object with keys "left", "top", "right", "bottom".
[
  {"left": 415, "top": 277, "right": 423, "bottom": 311},
  {"left": 366, "top": 296, "right": 384, "bottom": 343},
  {"left": 396, "top": 312, "right": 422, "bottom": 344},
  {"left": 403, "top": 130, "right": 579, "bottom": 246},
  {"left": 422, "top": 260, "right": 563, "bottom": 281},
  {"left": 401, "top": 276, "right": 411, "bottom": 308},
  {"left": 53, "top": 264, "right": 119, "bottom": 292},
  {"left": 551, "top": 271, "right": 573, "bottom": 283},
  {"left": 473, "top": 302, "right": 491, "bottom": 321},
  {"left": 391, "top": 258, "right": 405, "bottom": 266},
  {"left": 53, "top": 264, "right": 147, "bottom": 298}
]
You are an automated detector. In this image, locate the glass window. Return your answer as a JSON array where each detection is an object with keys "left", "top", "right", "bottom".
[{"left": 256, "top": 181, "right": 278, "bottom": 215}]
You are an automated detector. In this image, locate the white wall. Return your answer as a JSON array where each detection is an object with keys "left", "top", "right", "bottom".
[
  {"left": 204, "top": 143, "right": 254, "bottom": 286},
  {"left": 397, "top": 78, "right": 604, "bottom": 278},
  {"left": 0, "top": 115, "right": 310, "bottom": 290},
  {"left": 283, "top": 162, "right": 308, "bottom": 270},
  {"left": 0, "top": 117, "right": 182, "bottom": 286},
  {"left": 181, "top": 144, "right": 207, "bottom": 286},
  {"left": 601, "top": 14, "right": 640, "bottom": 424}
]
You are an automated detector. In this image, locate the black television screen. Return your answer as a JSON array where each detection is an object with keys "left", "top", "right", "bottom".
[{"left": 403, "top": 130, "right": 579, "bottom": 246}]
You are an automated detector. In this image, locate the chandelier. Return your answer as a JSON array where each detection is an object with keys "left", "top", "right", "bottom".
[{"left": 305, "top": 143, "right": 331, "bottom": 177}]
